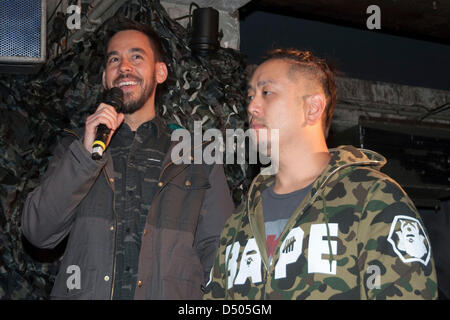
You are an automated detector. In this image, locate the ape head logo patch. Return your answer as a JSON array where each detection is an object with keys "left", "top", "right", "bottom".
[{"left": 387, "top": 215, "right": 431, "bottom": 266}]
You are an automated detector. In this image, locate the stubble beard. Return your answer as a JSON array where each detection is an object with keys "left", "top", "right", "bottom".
[{"left": 117, "top": 74, "right": 156, "bottom": 114}]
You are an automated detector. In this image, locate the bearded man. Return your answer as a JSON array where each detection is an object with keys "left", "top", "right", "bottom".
[{"left": 21, "top": 18, "right": 233, "bottom": 300}]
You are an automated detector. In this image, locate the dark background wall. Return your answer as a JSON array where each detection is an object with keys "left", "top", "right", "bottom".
[{"left": 239, "top": 11, "right": 450, "bottom": 91}]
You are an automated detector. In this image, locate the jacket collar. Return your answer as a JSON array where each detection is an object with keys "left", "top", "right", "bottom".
[{"left": 246, "top": 145, "right": 386, "bottom": 218}]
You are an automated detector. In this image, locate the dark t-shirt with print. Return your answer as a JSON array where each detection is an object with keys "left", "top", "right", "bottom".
[{"left": 262, "top": 183, "right": 313, "bottom": 265}]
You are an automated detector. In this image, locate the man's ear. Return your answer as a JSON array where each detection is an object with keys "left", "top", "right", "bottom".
[
  {"left": 156, "top": 62, "right": 168, "bottom": 84},
  {"left": 305, "top": 94, "right": 326, "bottom": 125}
]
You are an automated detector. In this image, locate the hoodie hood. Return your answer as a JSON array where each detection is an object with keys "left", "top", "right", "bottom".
[{"left": 247, "top": 145, "right": 386, "bottom": 212}]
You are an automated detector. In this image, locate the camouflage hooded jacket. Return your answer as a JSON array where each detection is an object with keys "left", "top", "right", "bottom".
[{"left": 204, "top": 145, "right": 437, "bottom": 300}]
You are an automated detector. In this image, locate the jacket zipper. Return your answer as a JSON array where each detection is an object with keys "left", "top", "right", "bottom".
[
  {"left": 249, "top": 219, "right": 269, "bottom": 299},
  {"left": 104, "top": 168, "right": 119, "bottom": 300},
  {"left": 247, "top": 188, "right": 270, "bottom": 299}
]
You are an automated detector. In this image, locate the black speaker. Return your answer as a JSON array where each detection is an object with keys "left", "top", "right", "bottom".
[
  {"left": 190, "top": 7, "right": 219, "bottom": 56},
  {"left": 0, "top": 0, "right": 46, "bottom": 74}
]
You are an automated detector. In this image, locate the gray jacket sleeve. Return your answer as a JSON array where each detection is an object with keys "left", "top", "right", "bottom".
[
  {"left": 21, "top": 135, "right": 106, "bottom": 249},
  {"left": 193, "top": 164, "right": 234, "bottom": 285}
]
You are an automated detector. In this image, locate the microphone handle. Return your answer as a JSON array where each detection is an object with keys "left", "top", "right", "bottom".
[
  {"left": 91, "top": 124, "right": 111, "bottom": 160},
  {"left": 90, "top": 87, "right": 123, "bottom": 160}
]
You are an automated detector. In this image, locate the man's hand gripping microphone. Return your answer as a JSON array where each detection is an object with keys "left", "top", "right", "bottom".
[{"left": 91, "top": 87, "right": 124, "bottom": 160}]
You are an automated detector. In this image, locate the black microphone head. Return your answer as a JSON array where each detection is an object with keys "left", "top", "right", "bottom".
[{"left": 104, "top": 87, "right": 124, "bottom": 112}]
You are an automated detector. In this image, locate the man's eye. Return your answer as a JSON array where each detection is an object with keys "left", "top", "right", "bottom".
[
  {"left": 247, "top": 95, "right": 254, "bottom": 101},
  {"left": 108, "top": 57, "right": 119, "bottom": 64},
  {"left": 263, "top": 90, "right": 272, "bottom": 96},
  {"left": 133, "top": 55, "right": 143, "bottom": 60}
]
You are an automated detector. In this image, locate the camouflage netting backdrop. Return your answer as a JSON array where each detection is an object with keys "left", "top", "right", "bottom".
[{"left": 0, "top": 0, "right": 250, "bottom": 299}]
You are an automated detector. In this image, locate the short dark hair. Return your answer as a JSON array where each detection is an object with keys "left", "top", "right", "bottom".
[
  {"left": 104, "top": 17, "right": 165, "bottom": 63},
  {"left": 263, "top": 49, "right": 337, "bottom": 137}
]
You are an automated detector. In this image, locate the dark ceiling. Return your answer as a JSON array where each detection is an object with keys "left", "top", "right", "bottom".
[{"left": 240, "top": 0, "right": 450, "bottom": 45}]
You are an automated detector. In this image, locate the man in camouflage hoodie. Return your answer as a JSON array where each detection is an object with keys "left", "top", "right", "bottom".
[{"left": 204, "top": 49, "right": 437, "bottom": 300}]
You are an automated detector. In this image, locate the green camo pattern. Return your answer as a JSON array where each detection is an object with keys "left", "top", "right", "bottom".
[
  {"left": 204, "top": 145, "right": 438, "bottom": 300},
  {"left": 0, "top": 0, "right": 248, "bottom": 298}
]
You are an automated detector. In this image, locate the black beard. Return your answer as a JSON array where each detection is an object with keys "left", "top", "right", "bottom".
[
  {"left": 121, "top": 87, "right": 152, "bottom": 114},
  {"left": 114, "top": 74, "right": 156, "bottom": 114}
]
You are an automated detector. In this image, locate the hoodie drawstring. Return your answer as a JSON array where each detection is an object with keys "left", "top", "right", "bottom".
[{"left": 321, "top": 195, "right": 334, "bottom": 273}]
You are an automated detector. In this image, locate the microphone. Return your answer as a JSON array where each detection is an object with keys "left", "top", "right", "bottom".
[{"left": 91, "top": 87, "right": 124, "bottom": 160}]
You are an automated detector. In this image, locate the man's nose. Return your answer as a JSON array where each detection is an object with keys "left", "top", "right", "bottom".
[
  {"left": 119, "top": 58, "right": 132, "bottom": 73},
  {"left": 247, "top": 96, "right": 261, "bottom": 118}
]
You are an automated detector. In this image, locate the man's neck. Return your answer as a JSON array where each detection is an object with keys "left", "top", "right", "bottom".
[
  {"left": 124, "top": 100, "right": 156, "bottom": 131},
  {"left": 273, "top": 139, "right": 330, "bottom": 195}
]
